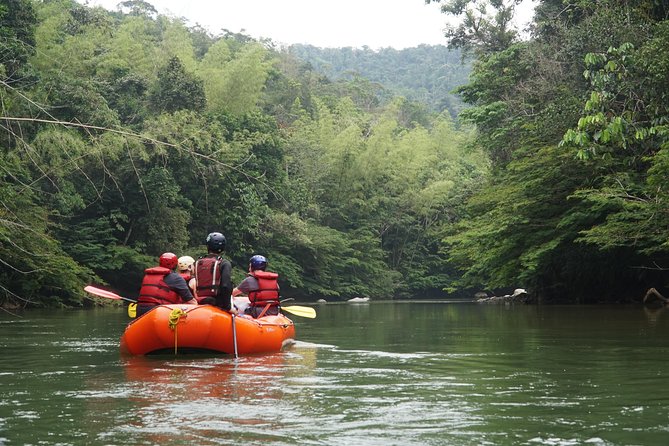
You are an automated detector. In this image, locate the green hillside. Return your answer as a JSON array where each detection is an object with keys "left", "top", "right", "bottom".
[{"left": 288, "top": 44, "right": 470, "bottom": 118}]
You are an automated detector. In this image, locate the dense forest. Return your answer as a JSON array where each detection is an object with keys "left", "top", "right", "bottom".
[
  {"left": 287, "top": 44, "right": 470, "bottom": 117},
  {"left": 2, "top": 0, "right": 668, "bottom": 309},
  {"left": 428, "top": 0, "right": 669, "bottom": 302},
  {"left": 0, "top": 0, "right": 484, "bottom": 308}
]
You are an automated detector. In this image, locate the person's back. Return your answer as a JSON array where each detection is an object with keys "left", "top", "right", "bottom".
[
  {"left": 194, "top": 232, "right": 235, "bottom": 313},
  {"left": 137, "top": 252, "right": 197, "bottom": 317},
  {"left": 233, "top": 255, "right": 280, "bottom": 318}
]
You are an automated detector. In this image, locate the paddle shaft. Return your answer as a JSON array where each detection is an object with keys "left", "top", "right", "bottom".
[
  {"left": 231, "top": 314, "right": 239, "bottom": 358},
  {"left": 84, "top": 286, "right": 137, "bottom": 303},
  {"left": 116, "top": 296, "right": 137, "bottom": 304}
]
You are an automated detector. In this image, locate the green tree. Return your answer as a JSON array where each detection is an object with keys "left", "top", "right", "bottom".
[
  {"left": 427, "top": 0, "right": 520, "bottom": 54},
  {"left": 561, "top": 25, "right": 669, "bottom": 257},
  {"left": 149, "top": 56, "right": 206, "bottom": 113},
  {"left": 106, "top": 15, "right": 161, "bottom": 81},
  {"left": 0, "top": 0, "right": 37, "bottom": 82},
  {"left": 440, "top": 0, "right": 669, "bottom": 301},
  {"left": 200, "top": 43, "right": 271, "bottom": 115},
  {"left": 117, "top": 0, "right": 157, "bottom": 17},
  {"left": 158, "top": 17, "right": 197, "bottom": 71}
]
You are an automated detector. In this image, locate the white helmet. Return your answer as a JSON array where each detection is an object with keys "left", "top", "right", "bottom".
[{"left": 177, "top": 255, "right": 195, "bottom": 271}]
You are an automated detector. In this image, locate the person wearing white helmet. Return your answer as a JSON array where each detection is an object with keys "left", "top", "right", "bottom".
[{"left": 177, "top": 255, "right": 197, "bottom": 299}]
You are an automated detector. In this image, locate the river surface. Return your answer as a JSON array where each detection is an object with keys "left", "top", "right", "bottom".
[{"left": 1, "top": 301, "right": 668, "bottom": 445}]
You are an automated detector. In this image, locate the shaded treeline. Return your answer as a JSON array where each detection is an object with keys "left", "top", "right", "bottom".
[
  {"left": 430, "top": 0, "right": 669, "bottom": 302},
  {"left": 0, "top": 0, "right": 485, "bottom": 307}
]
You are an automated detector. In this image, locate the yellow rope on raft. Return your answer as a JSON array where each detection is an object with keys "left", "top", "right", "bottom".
[{"left": 168, "top": 308, "right": 188, "bottom": 354}]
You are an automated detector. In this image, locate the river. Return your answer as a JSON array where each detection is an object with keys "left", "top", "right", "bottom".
[{"left": 1, "top": 301, "right": 668, "bottom": 445}]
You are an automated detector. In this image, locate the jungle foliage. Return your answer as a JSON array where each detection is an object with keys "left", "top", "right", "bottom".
[
  {"left": 431, "top": 0, "right": 669, "bottom": 302},
  {"left": 4, "top": 0, "right": 668, "bottom": 308},
  {"left": 0, "top": 0, "right": 484, "bottom": 307}
]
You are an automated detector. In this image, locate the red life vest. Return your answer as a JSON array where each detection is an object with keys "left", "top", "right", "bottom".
[
  {"left": 248, "top": 270, "right": 280, "bottom": 308},
  {"left": 195, "top": 255, "right": 223, "bottom": 298},
  {"left": 138, "top": 266, "right": 181, "bottom": 306},
  {"left": 179, "top": 272, "right": 192, "bottom": 282}
]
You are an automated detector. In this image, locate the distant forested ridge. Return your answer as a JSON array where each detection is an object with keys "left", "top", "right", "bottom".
[
  {"left": 0, "top": 0, "right": 485, "bottom": 308},
  {"left": 288, "top": 44, "right": 470, "bottom": 118}
]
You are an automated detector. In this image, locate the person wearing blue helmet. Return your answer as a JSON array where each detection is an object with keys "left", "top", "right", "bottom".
[{"left": 232, "top": 254, "right": 280, "bottom": 318}]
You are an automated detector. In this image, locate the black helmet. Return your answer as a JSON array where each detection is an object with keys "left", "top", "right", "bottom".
[
  {"left": 205, "top": 232, "right": 226, "bottom": 253},
  {"left": 249, "top": 255, "right": 267, "bottom": 271}
]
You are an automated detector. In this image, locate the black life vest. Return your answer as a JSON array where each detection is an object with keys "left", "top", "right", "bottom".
[
  {"left": 137, "top": 266, "right": 181, "bottom": 306},
  {"left": 248, "top": 270, "right": 280, "bottom": 308},
  {"left": 194, "top": 255, "right": 223, "bottom": 298}
]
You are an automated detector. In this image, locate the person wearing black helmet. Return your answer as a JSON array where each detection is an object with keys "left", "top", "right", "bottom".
[
  {"left": 194, "top": 232, "right": 236, "bottom": 314},
  {"left": 232, "top": 254, "right": 280, "bottom": 318},
  {"left": 136, "top": 252, "right": 198, "bottom": 317}
]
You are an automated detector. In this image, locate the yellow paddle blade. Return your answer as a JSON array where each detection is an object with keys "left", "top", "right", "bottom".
[
  {"left": 282, "top": 305, "right": 316, "bottom": 318},
  {"left": 127, "top": 303, "right": 137, "bottom": 318}
]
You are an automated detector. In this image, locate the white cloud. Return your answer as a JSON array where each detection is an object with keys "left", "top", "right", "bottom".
[
  {"left": 83, "top": 0, "right": 537, "bottom": 49},
  {"left": 85, "top": 0, "right": 448, "bottom": 49}
]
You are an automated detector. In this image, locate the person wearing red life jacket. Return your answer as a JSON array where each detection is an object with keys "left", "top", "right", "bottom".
[
  {"left": 232, "top": 255, "right": 280, "bottom": 318},
  {"left": 136, "top": 252, "right": 198, "bottom": 317},
  {"left": 177, "top": 255, "right": 197, "bottom": 298},
  {"left": 194, "top": 232, "right": 236, "bottom": 314}
]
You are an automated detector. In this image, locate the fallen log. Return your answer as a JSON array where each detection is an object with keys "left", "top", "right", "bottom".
[
  {"left": 643, "top": 288, "right": 669, "bottom": 305},
  {"left": 475, "top": 288, "right": 530, "bottom": 304}
]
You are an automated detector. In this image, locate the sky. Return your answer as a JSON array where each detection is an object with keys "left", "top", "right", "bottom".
[{"left": 85, "top": 0, "right": 536, "bottom": 50}]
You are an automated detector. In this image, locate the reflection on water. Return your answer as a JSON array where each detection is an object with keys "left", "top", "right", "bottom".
[
  {"left": 1, "top": 304, "right": 669, "bottom": 445},
  {"left": 96, "top": 348, "right": 319, "bottom": 444}
]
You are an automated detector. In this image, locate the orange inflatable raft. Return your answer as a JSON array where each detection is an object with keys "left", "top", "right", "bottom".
[{"left": 120, "top": 304, "right": 295, "bottom": 356}]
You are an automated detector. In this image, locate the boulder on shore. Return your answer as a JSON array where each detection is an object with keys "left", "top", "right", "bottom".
[
  {"left": 475, "top": 288, "right": 531, "bottom": 304},
  {"left": 347, "top": 297, "right": 370, "bottom": 303}
]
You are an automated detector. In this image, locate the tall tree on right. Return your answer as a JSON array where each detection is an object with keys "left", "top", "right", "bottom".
[
  {"left": 439, "top": 0, "right": 669, "bottom": 301},
  {"left": 426, "top": 0, "right": 521, "bottom": 55}
]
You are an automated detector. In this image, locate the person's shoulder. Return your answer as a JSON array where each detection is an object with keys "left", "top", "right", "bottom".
[{"left": 165, "top": 271, "right": 186, "bottom": 281}]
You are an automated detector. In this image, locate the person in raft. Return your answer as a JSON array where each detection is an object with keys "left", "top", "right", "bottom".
[
  {"left": 177, "top": 255, "right": 197, "bottom": 298},
  {"left": 136, "top": 252, "right": 198, "bottom": 317},
  {"left": 194, "top": 232, "right": 237, "bottom": 314},
  {"left": 232, "top": 255, "right": 280, "bottom": 318}
]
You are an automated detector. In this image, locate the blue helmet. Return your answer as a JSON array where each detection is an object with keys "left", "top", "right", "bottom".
[{"left": 249, "top": 255, "right": 267, "bottom": 271}]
